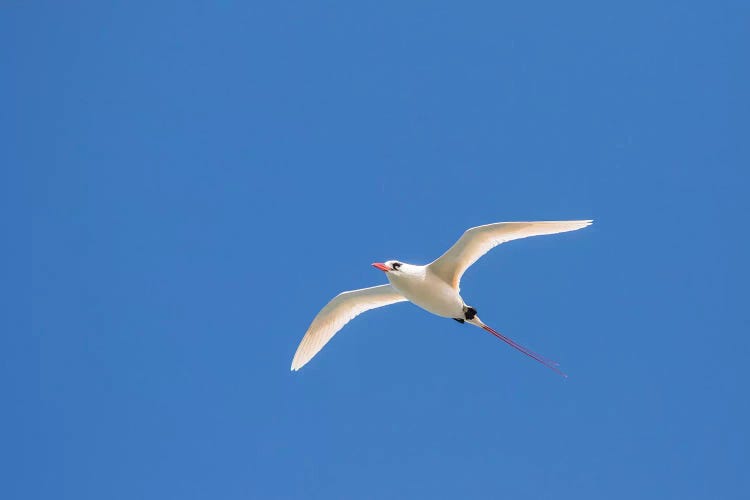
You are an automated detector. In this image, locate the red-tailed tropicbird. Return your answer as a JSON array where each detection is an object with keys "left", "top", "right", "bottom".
[{"left": 291, "top": 220, "right": 592, "bottom": 376}]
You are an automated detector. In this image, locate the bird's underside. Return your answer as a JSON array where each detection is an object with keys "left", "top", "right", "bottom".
[{"left": 291, "top": 220, "right": 592, "bottom": 375}]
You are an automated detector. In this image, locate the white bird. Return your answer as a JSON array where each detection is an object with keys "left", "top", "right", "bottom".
[{"left": 291, "top": 220, "right": 592, "bottom": 376}]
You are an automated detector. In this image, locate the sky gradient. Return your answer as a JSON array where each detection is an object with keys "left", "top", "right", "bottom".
[{"left": 17, "top": 1, "right": 750, "bottom": 499}]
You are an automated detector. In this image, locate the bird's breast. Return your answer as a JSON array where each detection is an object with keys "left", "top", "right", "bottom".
[{"left": 387, "top": 273, "right": 464, "bottom": 318}]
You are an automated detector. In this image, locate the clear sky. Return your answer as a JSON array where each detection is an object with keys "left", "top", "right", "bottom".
[{"left": 17, "top": 1, "right": 749, "bottom": 499}]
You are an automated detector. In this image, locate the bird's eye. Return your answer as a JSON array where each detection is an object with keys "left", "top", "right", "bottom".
[{"left": 392, "top": 262, "right": 402, "bottom": 270}]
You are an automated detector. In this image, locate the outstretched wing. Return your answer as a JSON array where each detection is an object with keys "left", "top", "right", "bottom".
[
  {"left": 291, "top": 284, "right": 407, "bottom": 371},
  {"left": 428, "top": 220, "right": 593, "bottom": 289}
]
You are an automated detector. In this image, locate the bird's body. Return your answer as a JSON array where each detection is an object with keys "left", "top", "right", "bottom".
[
  {"left": 385, "top": 264, "right": 464, "bottom": 319},
  {"left": 291, "top": 220, "right": 593, "bottom": 375}
]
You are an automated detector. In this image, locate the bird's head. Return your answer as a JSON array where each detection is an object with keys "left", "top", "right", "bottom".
[{"left": 371, "top": 260, "right": 407, "bottom": 274}]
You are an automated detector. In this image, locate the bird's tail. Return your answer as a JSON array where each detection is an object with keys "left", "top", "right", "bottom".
[{"left": 468, "top": 317, "right": 567, "bottom": 378}]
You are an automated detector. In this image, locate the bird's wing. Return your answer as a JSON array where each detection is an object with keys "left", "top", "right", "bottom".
[
  {"left": 291, "top": 284, "right": 407, "bottom": 371},
  {"left": 428, "top": 220, "right": 593, "bottom": 289}
]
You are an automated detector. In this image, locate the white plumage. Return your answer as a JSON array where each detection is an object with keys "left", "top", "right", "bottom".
[
  {"left": 291, "top": 220, "right": 592, "bottom": 375},
  {"left": 290, "top": 285, "right": 406, "bottom": 371}
]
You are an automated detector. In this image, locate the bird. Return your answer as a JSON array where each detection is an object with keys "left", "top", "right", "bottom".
[{"left": 291, "top": 220, "right": 592, "bottom": 376}]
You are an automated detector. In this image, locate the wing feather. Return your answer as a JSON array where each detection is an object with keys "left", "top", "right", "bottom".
[
  {"left": 291, "top": 284, "right": 406, "bottom": 371},
  {"left": 428, "top": 220, "right": 593, "bottom": 289}
]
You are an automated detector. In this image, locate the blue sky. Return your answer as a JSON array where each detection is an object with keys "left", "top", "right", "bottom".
[{"left": 16, "top": 1, "right": 749, "bottom": 498}]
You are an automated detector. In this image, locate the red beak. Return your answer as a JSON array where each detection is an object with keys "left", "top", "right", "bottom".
[{"left": 371, "top": 262, "right": 390, "bottom": 272}]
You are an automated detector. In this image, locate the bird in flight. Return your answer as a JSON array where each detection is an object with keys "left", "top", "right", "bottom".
[{"left": 291, "top": 220, "right": 592, "bottom": 376}]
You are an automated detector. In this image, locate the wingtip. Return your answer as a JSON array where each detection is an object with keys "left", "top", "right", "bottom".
[{"left": 290, "top": 357, "right": 306, "bottom": 372}]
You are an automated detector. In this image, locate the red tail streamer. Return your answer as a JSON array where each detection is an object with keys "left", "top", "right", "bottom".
[{"left": 481, "top": 325, "right": 567, "bottom": 378}]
